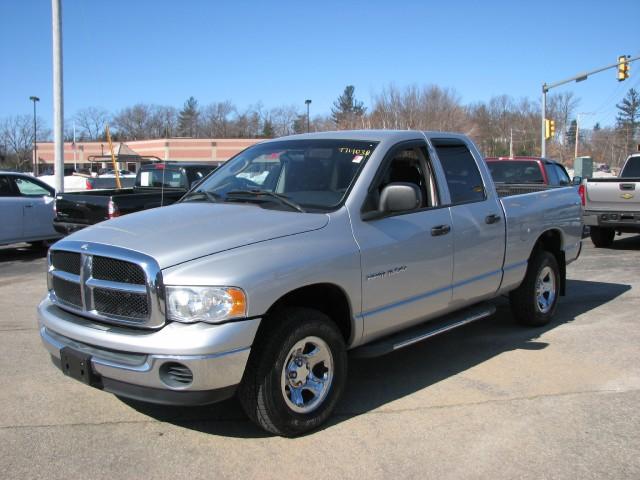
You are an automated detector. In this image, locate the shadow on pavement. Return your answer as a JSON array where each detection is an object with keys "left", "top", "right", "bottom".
[
  {"left": 121, "top": 278, "right": 631, "bottom": 438},
  {"left": 0, "top": 244, "right": 49, "bottom": 263},
  {"left": 609, "top": 234, "right": 640, "bottom": 251}
]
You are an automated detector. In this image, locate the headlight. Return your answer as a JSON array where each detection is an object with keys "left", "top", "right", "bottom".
[{"left": 166, "top": 286, "right": 246, "bottom": 324}]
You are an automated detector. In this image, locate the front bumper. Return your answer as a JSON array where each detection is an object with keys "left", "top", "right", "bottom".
[
  {"left": 583, "top": 210, "right": 640, "bottom": 231},
  {"left": 38, "top": 298, "right": 261, "bottom": 405}
]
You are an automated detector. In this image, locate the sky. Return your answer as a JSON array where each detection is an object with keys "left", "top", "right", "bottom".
[{"left": 1, "top": 0, "right": 639, "bottom": 131}]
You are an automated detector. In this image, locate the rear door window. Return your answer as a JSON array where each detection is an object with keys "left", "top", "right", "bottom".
[
  {"left": 621, "top": 157, "right": 640, "bottom": 178},
  {"left": 432, "top": 139, "right": 486, "bottom": 204}
]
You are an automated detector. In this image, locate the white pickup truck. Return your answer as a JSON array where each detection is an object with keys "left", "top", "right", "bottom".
[
  {"left": 582, "top": 153, "right": 640, "bottom": 247},
  {"left": 39, "top": 130, "right": 583, "bottom": 436}
]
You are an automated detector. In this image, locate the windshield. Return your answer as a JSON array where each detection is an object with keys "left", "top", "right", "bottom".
[
  {"left": 620, "top": 157, "right": 640, "bottom": 178},
  {"left": 487, "top": 161, "right": 544, "bottom": 184},
  {"left": 184, "top": 139, "right": 377, "bottom": 211}
]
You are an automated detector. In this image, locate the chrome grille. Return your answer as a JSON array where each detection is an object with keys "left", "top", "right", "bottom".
[
  {"left": 48, "top": 242, "right": 164, "bottom": 329},
  {"left": 52, "top": 276, "right": 82, "bottom": 308},
  {"left": 94, "top": 289, "right": 149, "bottom": 320},
  {"left": 92, "top": 256, "right": 146, "bottom": 285},
  {"left": 50, "top": 251, "right": 81, "bottom": 275}
]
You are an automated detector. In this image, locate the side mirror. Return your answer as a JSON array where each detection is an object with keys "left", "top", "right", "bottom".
[
  {"left": 379, "top": 183, "right": 421, "bottom": 213},
  {"left": 572, "top": 176, "right": 582, "bottom": 186}
]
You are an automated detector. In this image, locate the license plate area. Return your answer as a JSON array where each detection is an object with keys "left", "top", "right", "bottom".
[{"left": 60, "top": 347, "right": 97, "bottom": 385}]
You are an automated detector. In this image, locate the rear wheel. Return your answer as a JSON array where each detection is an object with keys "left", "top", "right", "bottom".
[
  {"left": 509, "top": 250, "right": 560, "bottom": 326},
  {"left": 238, "top": 307, "right": 347, "bottom": 437},
  {"left": 589, "top": 227, "right": 615, "bottom": 248}
]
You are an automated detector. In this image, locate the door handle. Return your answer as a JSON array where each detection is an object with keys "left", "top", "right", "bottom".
[
  {"left": 431, "top": 224, "right": 451, "bottom": 236},
  {"left": 485, "top": 213, "right": 501, "bottom": 224},
  {"left": 24, "top": 204, "right": 33, "bottom": 208}
]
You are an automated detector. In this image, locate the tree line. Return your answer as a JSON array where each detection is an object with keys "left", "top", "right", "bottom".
[{"left": 1, "top": 84, "right": 638, "bottom": 172}]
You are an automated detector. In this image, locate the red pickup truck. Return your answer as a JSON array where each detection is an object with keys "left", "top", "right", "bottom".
[{"left": 486, "top": 156, "right": 572, "bottom": 185}]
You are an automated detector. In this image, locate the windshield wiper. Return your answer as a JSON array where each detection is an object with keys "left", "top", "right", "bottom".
[
  {"left": 226, "top": 189, "right": 306, "bottom": 213},
  {"left": 181, "top": 191, "right": 220, "bottom": 203}
]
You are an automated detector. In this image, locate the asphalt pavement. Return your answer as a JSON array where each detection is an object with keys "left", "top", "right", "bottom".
[{"left": 1, "top": 237, "right": 639, "bottom": 479}]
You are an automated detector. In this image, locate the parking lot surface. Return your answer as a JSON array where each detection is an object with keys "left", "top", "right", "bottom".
[{"left": 1, "top": 237, "right": 639, "bottom": 479}]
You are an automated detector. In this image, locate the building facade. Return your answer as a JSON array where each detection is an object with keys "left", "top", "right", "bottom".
[{"left": 35, "top": 138, "right": 263, "bottom": 172}]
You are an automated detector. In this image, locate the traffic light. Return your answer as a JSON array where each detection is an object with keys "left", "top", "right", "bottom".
[
  {"left": 545, "top": 119, "right": 555, "bottom": 139},
  {"left": 618, "top": 55, "right": 630, "bottom": 81}
]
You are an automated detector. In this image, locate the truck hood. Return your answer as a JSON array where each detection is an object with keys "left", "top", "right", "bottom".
[{"left": 64, "top": 203, "right": 330, "bottom": 268}]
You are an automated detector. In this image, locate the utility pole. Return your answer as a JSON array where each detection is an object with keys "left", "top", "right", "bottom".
[
  {"left": 52, "top": 0, "right": 64, "bottom": 192},
  {"left": 510, "top": 128, "right": 514, "bottom": 158},
  {"left": 29, "top": 96, "right": 40, "bottom": 175},
  {"left": 575, "top": 112, "right": 593, "bottom": 159},
  {"left": 305, "top": 99, "right": 312, "bottom": 133},
  {"left": 541, "top": 55, "right": 639, "bottom": 158}
]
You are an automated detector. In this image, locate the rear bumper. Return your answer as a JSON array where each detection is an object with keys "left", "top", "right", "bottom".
[
  {"left": 53, "top": 220, "right": 90, "bottom": 235},
  {"left": 38, "top": 298, "right": 261, "bottom": 405},
  {"left": 583, "top": 210, "right": 640, "bottom": 231}
]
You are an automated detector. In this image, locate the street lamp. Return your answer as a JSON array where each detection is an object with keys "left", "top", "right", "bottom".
[
  {"left": 305, "top": 99, "right": 312, "bottom": 133},
  {"left": 29, "top": 96, "right": 40, "bottom": 175}
]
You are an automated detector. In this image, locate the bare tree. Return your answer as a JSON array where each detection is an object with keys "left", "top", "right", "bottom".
[
  {"left": 0, "top": 115, "right": 50, "bottom": 171},
  {"left": 200, "top": 101, "right": 235, "bottom": 137},
  {"left": 113, "top": 104, "right": 154, "bottom": 140},
  {"left": 74, "top": 107, "right": 110, "bottom": 140}
]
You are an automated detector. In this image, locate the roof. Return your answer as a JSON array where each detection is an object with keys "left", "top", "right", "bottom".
[
  {"left": 486, "top": 156, "right": 563, "bottom": 165},
  {"left": 272, "top": 129, "right": 472, "bottom": 143}
]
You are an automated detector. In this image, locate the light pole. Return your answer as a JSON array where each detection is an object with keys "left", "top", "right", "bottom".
[
  {"left": 29, "top": 96, "right": 40, "bottom": 175},
  {"left": 305, "top": 99, "right": 312, "bottom": 133}
]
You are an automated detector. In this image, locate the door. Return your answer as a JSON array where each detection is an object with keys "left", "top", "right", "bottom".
[
  {"left": 13, "top": 176, "right": 57, "bottom": 240},
  {"left": 431, "top": 139, "right": 506, "bottom": 307},
  {"left": 0, "top": 175, "right": 23, "bottom": 243},
  {"left": 351, "top": 142, "right": 454, "bottom": 340}
]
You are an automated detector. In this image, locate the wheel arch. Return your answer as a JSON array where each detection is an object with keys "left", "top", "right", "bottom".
[
  {"left": 531, "top": 228, "right": 566, "bottom": 295},
  {"left": 260, "top": 283, "right": 355, "bottom": 345}
]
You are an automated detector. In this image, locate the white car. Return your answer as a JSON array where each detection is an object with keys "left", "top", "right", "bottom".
[{"left": 0, "top": 171, "right": 61, "bottom": 247}]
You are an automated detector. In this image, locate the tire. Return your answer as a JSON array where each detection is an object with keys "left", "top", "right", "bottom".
[
  {"left": 238, "top": 307, "right": 347, "bottom": 437},
  {"left": 509, "top": 250, "right": 560, "bottom": 326},
  {"left": 589, "top": 227, "right": 615, "bottom": 248}
]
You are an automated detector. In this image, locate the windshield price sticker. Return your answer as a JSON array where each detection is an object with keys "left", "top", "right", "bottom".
[{"left": 339, "top": 147, "right": 371, "bottom": 156}]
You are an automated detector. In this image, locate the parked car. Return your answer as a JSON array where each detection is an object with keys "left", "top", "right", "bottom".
[
  {"left": 53, "top": 162, "right": 217, "bottom": 234},
  {"left": 582, "top": 153, "right": 640, "bottom": 247},
  {"left": 38, "top": 131, "right": 582, "bottom": 436},
  {"left": 85, "top": 176, "right": 136, "bottom": 190},
  {"left": 98, "top": 169, "right": 137, "bottom": 178},
  {"left": 486, "top": 156, "right": 572, "bottom": 195},
  {"left": 39, "top": 173, "right": 94, "bottom": 192},
  {"left": 0, "top": 171, "right": 61, "bottom": 247}
]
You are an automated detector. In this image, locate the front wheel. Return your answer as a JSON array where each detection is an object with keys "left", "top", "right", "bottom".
[
  {"left": 589, "top": 226, "right": 615, "bottom": 248},
  {"left": 238, "top": 307, "right": 347, "bottom": 436},
  {"left": 509, "top": 250, "right": 560, "bottom": 326}
]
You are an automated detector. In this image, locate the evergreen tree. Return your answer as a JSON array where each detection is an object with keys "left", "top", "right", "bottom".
[
  {"left": 178, "top": 96, "right": 199, "bottom": 137},
  {"left": 616, "top": 88, "right": 639, "bottom": 152},
  {"left": 292, "top": 114, "right": 307, "bottom": 134},
  {"left": 566, "top": 119, "right": 577, "bottom": 148},
  {"left": 331, "top": 85, "right": 366, "bottom": 128},
  {"left": 262, "top": 119, "right": 275, "bottom": 138}
]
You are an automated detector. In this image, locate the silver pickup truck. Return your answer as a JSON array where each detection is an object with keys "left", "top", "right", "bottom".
[
  {"left": 39, "top": 130, "right": 582, "bottom": 436},
  {"left": 582, "top": 154, "right": 640, "bottom": 247}
]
